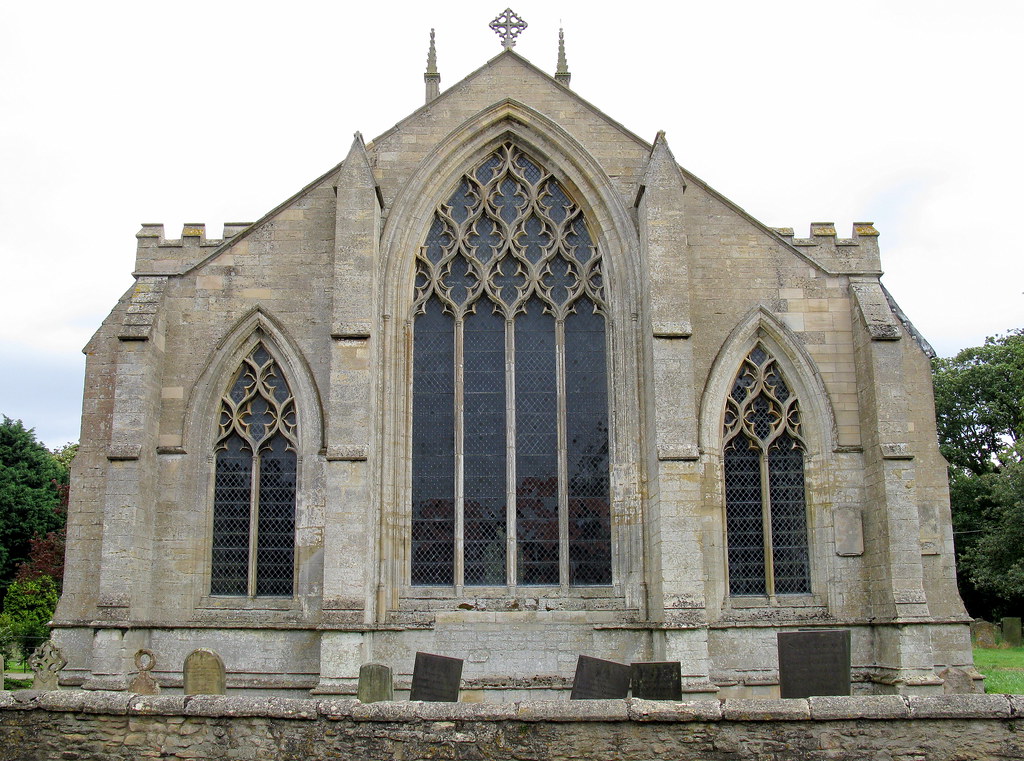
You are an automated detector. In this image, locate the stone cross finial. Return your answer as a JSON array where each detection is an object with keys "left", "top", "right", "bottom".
[{"left": 490, "top": 8, "right": 527, "bottom": 49}]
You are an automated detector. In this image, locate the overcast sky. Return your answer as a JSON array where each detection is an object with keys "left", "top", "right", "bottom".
[{"left": 2, "top": 1, "right": 1022, "bottom": 449}]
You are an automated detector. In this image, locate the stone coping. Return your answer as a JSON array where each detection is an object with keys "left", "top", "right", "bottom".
[{"left": 0, "top": 691, "right": 1019, "bottom": 722}]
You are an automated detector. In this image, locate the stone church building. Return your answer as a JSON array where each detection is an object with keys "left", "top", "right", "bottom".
[{"left": 54, "top": 15, "right": 976, "bottom": 698}]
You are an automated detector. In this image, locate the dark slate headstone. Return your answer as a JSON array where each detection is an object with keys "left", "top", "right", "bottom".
[
  {"left": 409, "top": 652, "right": 463, "bottom": 702},
  {"left": 1002, "top": 617, "right": 1022, "bottom": 647},
  {"left": 630, "top": 661, "right": 682, "bottom": 701},
  {"left": 570, "top": 655, "right": 631, "bottom": 700},
  {"left": 777, "top": 630, "right": 851, "bottom": 698}
]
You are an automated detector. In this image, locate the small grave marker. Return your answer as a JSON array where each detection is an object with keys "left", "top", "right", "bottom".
[
  {"left": 129, "top": 649, "right": 161, "bottom": 695},
  {"left": 409, "top": 652, "right": 462, "bottom": 702},
  {"left": 29, "top": 640, "right": 67, "bottom": 691},
  {"left": 630, "top": 661, "right": 682, "bottom": 701},
  {"left": 183, "top": 648, "right": 226, "bottom": 695},
  {"left": 357, "top": 662, "right": 394, "bottom": 703},
  {"left": 570, "top": 655, "right": 631, "bottom": 700},
  {"left": 1002, "top": 617, "right": 1022, "bottom": 647},
  {"left": 971, "top": 620, "right": 998, "bottom": 648},
  {"left": 777, "top": 630, "right": 851, "bottom": 698}
]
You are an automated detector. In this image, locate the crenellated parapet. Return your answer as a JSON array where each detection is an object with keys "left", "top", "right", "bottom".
[
  {"left": 134, "top": 222, "right": 251, "bottom": 275},
  {"left": 772, "top": 222, "right": 881, "bottom": 274}
]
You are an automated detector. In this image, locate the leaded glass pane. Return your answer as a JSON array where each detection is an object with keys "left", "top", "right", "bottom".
[
  {"left": 768, "top": 435, "right": 810, "bottom": 595},
  {"left": 725, "top": 437, "right": 766, "bottom": 596},
  {"left": 516, "top": 298, "right": 559, "bottom": 585},
  {"left": 256, "top": 434, "right": 296, "bottom": 596},
  {"left": 463, "top": 306, "right": 507, "bottom": 585},
  {"left": 411, "top": 298, "right": 455, "bottom": 585},
  {"left": 723, "top": 345, "right": 810, "bottom": 597},
  {"left": 212, "top": 434, "right": 252, "bottom": 595},
  {"left": 566, "top": 299, "right": 611, "bottom": 585},
  {"left": 411, "top": 143, "right": 611, "bottom": 588}
]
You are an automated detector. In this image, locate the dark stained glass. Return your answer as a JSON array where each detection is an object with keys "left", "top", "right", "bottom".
[
  {"left": 566, "top": 299, "right": 611, "bottom": 585},
  {"left": 212, "top": 434, "right": 252, "bottom": 595},
  {"left": 516, "top": 298, "right": 559, "bottom": 585},
  {"left": 768, "top": 436, "right": 810, "bottom": 595},
  {"left": 463, "top": 305, "right": 507, "bottom": 585},
  {"left": 725, "top": 437, "right": 766, "bottom": 596},
  {"left": 411, "top": 297, "right": 455, "bottom": 585},
  {"left": 411, "top": 143, "right": 611, "bottom": 588},
  {"left": 256, "top": 435, "right": 296, "bottom": 596}
]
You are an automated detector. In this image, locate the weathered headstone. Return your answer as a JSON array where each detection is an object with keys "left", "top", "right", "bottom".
[
  {"left": 630, "top": 661, "right": 682, "bottom": 701},
  {"left": 971, "top": 620, "right": 998, "bottom": 648},
  {"left": 409, "top": 652, "right": 462, "bottom": 702},
  {"left": 1002, "top": 617, "right": 1022, "bottom": 647},
  {"left": 357, "top": 662, "right": 394, "bottom": 703},
  {"left": 570, "top": 655, "right": 631, "bottom": 700},
  {"left": 29, "top": 640, "right": 67, "bottom": 691},
  {"left": 777, "top": 630, "right": 851, "bottom": 698},
  {"left": 129, "top": 649, "right": 161, "bottom": 695},
  {"left": 939, "top": 666, "right": 975, "bottom": 694},
  {"left": 183, "top": 648, "right": 226, "bottom": 695}
]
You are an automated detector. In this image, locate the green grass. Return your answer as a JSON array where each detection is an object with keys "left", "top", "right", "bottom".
[{"left": 974, "top": 646, "right": 1024, "bottom": 694}]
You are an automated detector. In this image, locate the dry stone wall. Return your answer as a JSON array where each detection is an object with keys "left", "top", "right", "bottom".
[{"left": 1, "top": 691, "right": 1021, "bottom": 761}]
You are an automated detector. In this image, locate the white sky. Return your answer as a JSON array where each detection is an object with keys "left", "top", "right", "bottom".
[{"left": 2, "top": 1, "right": 1022, "bottom": 449}]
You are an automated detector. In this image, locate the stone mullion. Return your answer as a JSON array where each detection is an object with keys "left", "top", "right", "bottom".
[
  {"left": 247, "top": 452, "right": 261, "bottom": 597},
  {"left": 555, "top": 319, "right": 570, "bottom": 590},
  {"left": 453, "top": 318, "right": 466, "bottom": 593},
  {"left": 505, "top": 317, "right": 518, "bottom": 588}
]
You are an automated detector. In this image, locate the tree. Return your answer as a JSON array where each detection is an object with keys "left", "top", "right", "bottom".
[
  {"left": 0, "top": 576, "right": 59, "bottom": 661},
  {"left": 0, "top": 418, "right": 67, "bottom": 594},
  {"left": 932, "top": 330, "right": 1024, "bottom": 619}
]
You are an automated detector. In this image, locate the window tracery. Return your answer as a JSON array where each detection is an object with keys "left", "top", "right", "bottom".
[
  {"left": 723, "top": 345, "right": 810, "bottom": 597},
  {"left": 211, "top": 343, "right": 297, "bottom": 597},
  {"left": 411, "top": 143, "right": 611, "bottom": 588}
]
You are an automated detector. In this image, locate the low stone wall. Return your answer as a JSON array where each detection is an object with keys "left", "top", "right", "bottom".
[{"left": 1, "top": 691, "right": 1021, "bottom": 760}]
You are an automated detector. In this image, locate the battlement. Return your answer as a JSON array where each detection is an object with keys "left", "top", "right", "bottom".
[
  {"left": 772, "top": 222, "right": 881, "bottom": 274},
  {"left": 134, "top": 223, "right": 252, "bottom": 275}
]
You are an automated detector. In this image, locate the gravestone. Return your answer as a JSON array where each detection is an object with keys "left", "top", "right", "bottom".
[
  {"left": 1002, "top": 617, "right": 1022, "bottom": 647},
  {"left": 570, "top": 655, "right": 631, "bottom": 700},
  {"left": 183, "top": 648, "right": 226, "bottom": 695},
  {"left": 630, "top": 661, "right": 682, "bottom": 701},
  {"left": 29, "top": 640, "right": 67, "bottom": 691},
  {"left": 409, "top": 652, "right": 462, "bottom": 702},
  {"left": 939, "top": 666, "right": 975, "bottom": 694},
  {"left": 357, "top": 662, "right": 394, "bottom": 703},
  {"left": 971, "top": 620, "right": 998, "bottom": 648},
  {"left": 129, "top": 649, "right": 161, "bottom": 695},
  {"left": 777, "top": 630, "right": 851, "bottom": 698}
]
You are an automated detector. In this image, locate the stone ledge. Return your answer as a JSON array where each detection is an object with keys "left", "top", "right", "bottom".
[
  {"left": 2, "top": 691, "right": 1022, "bottom": 724},
  {"left": 809, "top": 694, "right": 910, "bottom": 720}
]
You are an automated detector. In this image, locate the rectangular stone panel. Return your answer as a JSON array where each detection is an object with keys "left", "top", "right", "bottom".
[
  {"left": 630, "top": 661, "right": 682, "bottom": 701},
  {"left": 778, "top": 630, "right": 851, "bottom": 698},
  {"left": 570, "top": 655, "right": 631, "bottom": 700},
  {"left": 409, "top": 652, "right": 462, "bottom": 702}
]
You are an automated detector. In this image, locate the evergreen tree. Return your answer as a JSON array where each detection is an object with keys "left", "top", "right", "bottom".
[{"left": 0, "top": 417, "right": 66, "bottom": 595}]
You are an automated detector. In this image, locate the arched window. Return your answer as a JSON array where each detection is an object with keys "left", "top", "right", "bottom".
[
  {"left": 211, "top": 343, "right": 297, "bottom": 596},
  {"left": 723, "top": 345, "right": 810, "bottom": 596},
  {"left": 411, "top": 142, "right": 611, "bottom": 587}
]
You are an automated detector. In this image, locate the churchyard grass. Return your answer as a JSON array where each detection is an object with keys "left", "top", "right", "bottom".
[{"left": 974, "top": 646, "right": 1024, "bottom": 694}]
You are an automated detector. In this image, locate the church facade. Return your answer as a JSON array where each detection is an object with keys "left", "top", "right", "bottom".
[{"left": 53, "top": 19, "right": 977, "bottom": 698}]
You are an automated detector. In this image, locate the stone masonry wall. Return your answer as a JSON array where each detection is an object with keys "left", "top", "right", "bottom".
[{"left": 1, "top": 691, "right": 1021, "bottom": 761}]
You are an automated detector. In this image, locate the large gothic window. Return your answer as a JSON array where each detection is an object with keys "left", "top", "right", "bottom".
[
  {"left": 411, "top": 143, "right": 611, "bottom": 587},
  {"left": 723, "top": 345, "right": 810, "bottom": 596},
  {"left": 211, "top": 343, "right": 297, "bottom": 596}
]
